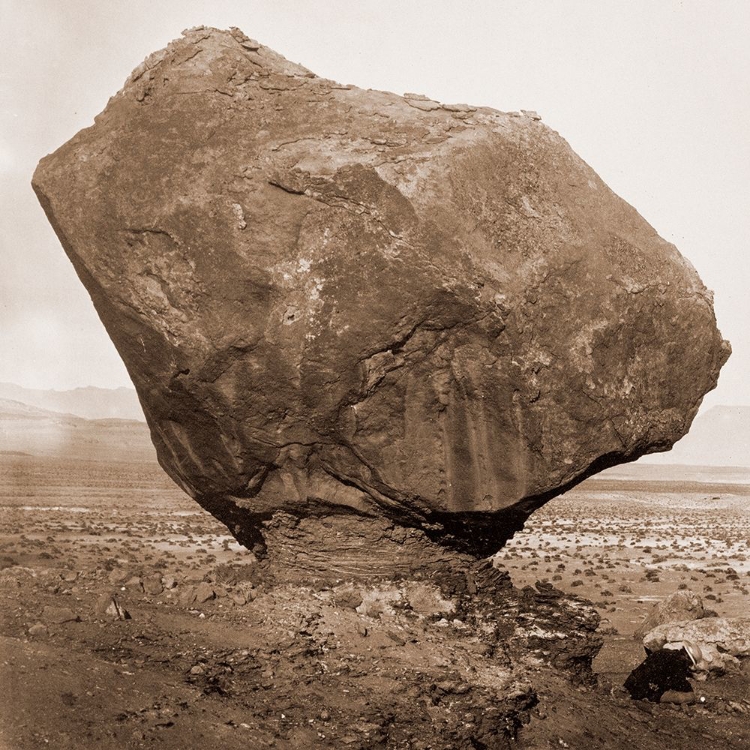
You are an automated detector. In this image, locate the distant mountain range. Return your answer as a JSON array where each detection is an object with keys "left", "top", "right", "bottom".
[
  {"left": 0, "top": 397, "right": 155, "bottom": 462},
  {"left": 0, "top": 382, "right": 144, "bottom": 421},
  {"left": 0, "top": 383, "right": 747, "bottom": 468}
]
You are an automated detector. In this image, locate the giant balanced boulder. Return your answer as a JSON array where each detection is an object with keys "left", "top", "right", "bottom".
[{"left": 33, "top": 27, "right": 729, "bottom": 570}]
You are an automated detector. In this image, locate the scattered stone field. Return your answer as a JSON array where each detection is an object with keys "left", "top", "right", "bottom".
[{"left": 1, "top": 454, "right": 749, "bottom": 749}]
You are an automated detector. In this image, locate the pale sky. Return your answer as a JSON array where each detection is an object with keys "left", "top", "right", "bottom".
[{"left": 2, "top": 1, "right": 748, "bottom": 413}]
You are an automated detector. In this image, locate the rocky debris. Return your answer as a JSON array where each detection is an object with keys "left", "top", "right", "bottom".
[
  {"left": 182, "top": 643, "right": 537, "bottom": 747},
  {"left": 193, "top": 582, "right": 216, "bottom": 604},
  {"left": 108, "top": 569, "right": 129, "bottom": 585},
  {"left": 333, "top": 586, "right": 363, "bottom": 611},
  {"left": 0, "top": 565, "right": 35, "bottom": 588},
  {"left": 512, "top": 580, "right": 602, "bottom": 681},
  {"left": 33, "top": 26, "right": 729, "bottom": 568},
  {"left": 42, "top": 605, "right": 80, "bottom": 624},
  {"left": 4, "top": 468, "right": 750, "bottom": 750},
  {"left": 95, "top": 593, "right": 131, "bottom": 621},
  {"left": 401, "top": 581, "right": 456, "bottom": 617},
  {"left": 644, "top": 617, "right": 750, "bottom": 674},
  {"left": 396, "top": 561, "right": 604, "bottom": 682},
  {"left": 5, "top": 456, "right": 750, "bottom": 749},
  {"left": 178, "top": 586, "right": 197, "bottom": 608},
  {"left": 27, "top": 622, "right": 48, "bottom": 636},
  {"left": 624, "top": 648, "right": 693, "bottom": 702},
  {"left": 660, "top": 689, "right": 696, "bottom": 705},
  {"left": 105, "top": 597, "right": 130, "bottom": 621},
  {"left": 124, "top": 575, "right": 144, "bottom": 592},
  {"left": 175, "top": 561, "right": 597, "bottom": 745},
  {"left": 0, "top": 555, "right": 18, "bottom": 570},
  {"left": 634, "top": 589, "right": 705, "bottom": 639},
  {"left": 142, "top": 574, "right": 164, "bottom": 595}
]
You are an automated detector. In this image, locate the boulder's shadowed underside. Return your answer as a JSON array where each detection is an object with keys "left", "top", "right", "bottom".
[{"left": 33, "top": 27, "right": 729, "bottom": 569}]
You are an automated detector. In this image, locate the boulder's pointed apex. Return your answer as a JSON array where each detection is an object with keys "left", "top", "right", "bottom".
[
  {"left": 120, "top": 25, "right": 318, "bottom": 95},
  {"left": 33, "top": 29, "right": 729, "bottom": 569}
]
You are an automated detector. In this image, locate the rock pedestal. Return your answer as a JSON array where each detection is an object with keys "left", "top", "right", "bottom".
[{"left": 33, "top": 27, "right": 729, "bottom": 570}]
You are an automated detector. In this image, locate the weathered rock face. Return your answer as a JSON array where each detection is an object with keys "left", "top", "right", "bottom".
[
  {"left": 633, "top": 590, "right": 704, "bottom": 640},
  {"left": 33, "top": 27, "right": 729, "bottom": 565},
  {"left": 644, "top": 617, "right": 750, "bottom": 673}
]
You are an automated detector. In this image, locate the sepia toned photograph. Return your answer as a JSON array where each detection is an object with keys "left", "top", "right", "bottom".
[{"left": 1, "top": 2, "right": 749, "bottom": 748}]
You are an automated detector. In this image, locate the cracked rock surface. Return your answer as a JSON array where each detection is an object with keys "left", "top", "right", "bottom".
[{"left": 33, "top": 26, "right": 729, "bottom": 567}]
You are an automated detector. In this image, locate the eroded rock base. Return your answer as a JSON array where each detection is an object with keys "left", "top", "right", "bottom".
[
  {"left": 182, "top": 507, "right": 606, "bottom": 683},
  {"left": 195, "top": 490, "right": 547, "bottom": 564}
]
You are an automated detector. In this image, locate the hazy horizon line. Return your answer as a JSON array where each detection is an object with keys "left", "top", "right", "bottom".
[{"left": 2, "top": 379, "right": 750, "bottom": 410}]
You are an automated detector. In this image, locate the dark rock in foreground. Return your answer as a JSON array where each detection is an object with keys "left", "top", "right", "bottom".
[
  {"left": 33, "top": 27, "right": 729, "bottom": 567},
  {"left": 624, "top": 649, "right": 693, "bottom": 703}
]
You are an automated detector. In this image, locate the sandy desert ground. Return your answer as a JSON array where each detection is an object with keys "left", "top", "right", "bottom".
[{"left": 1, "top": 450, "right": 749, "bottom": 749}]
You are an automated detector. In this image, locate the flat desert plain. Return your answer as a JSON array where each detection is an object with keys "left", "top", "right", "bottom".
[{"left": 1, "top": 450, "right": 749, "bottom": 749}]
